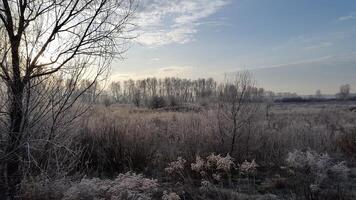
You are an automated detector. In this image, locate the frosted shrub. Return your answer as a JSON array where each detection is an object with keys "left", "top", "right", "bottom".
[
  {"left": 239, "top": 159, "right": 259, "bottom": 176},
  {"left": 191, "top": 153, "right": 235, "bottom": 175},
  {"left": 199, "top": 180, "right": 214, "bottom": 192},
  {"left": 212, "top": 173, "right": 222, "bottom": 181},
  {"left": 286, "top": 150, "right": 350, "bottom": 189},
  {"left": 63, "top": 172, "right": 158, "bottom": 200},
  {"left": 286, "top": 150, "right": 331, "bottom": 170},
  {"left": 206, "top": 153, "right": 235, "bottom": 172},
  {"left": 162, "top": 191, "right": 181, "bottom": 200},
  {"left": 309, "top": 184, "right": 319, "bottom": 193},
  {"left": 165, "top": 157, "right": 186, "bottom": 174},
  {"left": 191, "top": 156, "right": 206, "bottom": 173},
  {"left": 329, "top": 161, "right": 350, "bottom": 181},
  {"left": 108, "top": 173, "right": 159, "bottom": 200},
  {"left": 286, "top": 150, "right": 331, "bottom": 183},
  {"left": 216, "top": 154, "right": 235, "bottom": 172},
  {"left": 206, "top": 154, "right": 221, "bottom": 168},
  {"left": 190, "top": 153, "right": 235, "bottom": 186},
  {"left": 21, "top": 176, "right": 72, "bottom": 200},
  {"left": 63, "top": 178, "right": 103, "bottom": 200}
]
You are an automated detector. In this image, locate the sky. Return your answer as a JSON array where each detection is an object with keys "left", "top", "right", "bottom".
[{"left": 112, "top": 0, "right": 356, "bottom": 95}]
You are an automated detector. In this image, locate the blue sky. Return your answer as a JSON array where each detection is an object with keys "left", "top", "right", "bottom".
[{"left": 112, "top": 0, "right": 356, "bottom": 94}]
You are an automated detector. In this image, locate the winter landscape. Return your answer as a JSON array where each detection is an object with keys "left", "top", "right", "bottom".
[{"left": 0, "top": 0, "right": 356, "bottom": 199}]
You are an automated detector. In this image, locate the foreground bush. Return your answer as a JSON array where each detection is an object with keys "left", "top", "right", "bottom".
[
  {"left": 285, "top": 150, "right": 351, "bottom": 199},
  {"left": 22, "top": 173, "right": 159, "bottom": 200}
]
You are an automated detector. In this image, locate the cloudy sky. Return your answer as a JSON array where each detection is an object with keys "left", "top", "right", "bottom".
[{"left": 112, "top": 0, "right": 356, "bottom": 95}]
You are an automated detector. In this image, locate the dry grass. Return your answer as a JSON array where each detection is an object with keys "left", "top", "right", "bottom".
[{"left": 21, "top": 102, "right": 356, "bottom": 199}]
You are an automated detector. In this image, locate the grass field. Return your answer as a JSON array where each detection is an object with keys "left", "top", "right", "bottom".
[{"left": 20, "top": 101, "right": 356, "bottom": 199}]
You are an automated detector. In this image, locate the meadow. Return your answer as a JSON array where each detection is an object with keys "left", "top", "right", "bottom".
[{"left": 20, "top": 101, "right": 356, "bottom": 200}]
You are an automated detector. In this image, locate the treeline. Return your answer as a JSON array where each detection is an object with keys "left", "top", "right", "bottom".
[
  {"left": 276, "top": 96, "right": 356, "bottom": 103},
  {"left": 109, "top": 77, "right": 217, "bottom": 106},
  {"left": 104, "top": 77, "right": 266, "bottom": 108},
  {"left": 276, "top": 84, "right": 355, "bottom": 103},
  {"left": 79, "top": 78, "right": 355, "bottom": 107}
]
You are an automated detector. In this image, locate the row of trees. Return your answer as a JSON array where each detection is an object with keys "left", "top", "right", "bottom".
[{"left": 107, "top": 77, "right": 265, "bottom": 107}]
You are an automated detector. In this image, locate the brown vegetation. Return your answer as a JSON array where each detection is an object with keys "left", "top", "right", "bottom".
[{"left": 18, "top": 100, "right": 356, "bottom": 199}]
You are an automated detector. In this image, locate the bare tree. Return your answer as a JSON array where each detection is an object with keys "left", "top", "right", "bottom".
[
  {"left": 0, "top": 0, "right": 136, "bottom": 198},
  {"left": 315, "top": 89, "right": 322, "bottom": 99},
  {"left": 110, "top": 81, "right": 122, "bottom": 102},
  {"left": 217, "top": 71, "right": 261, "bottom": 155},
  {"left": 337, "top": 84, "right": 351, "bottom": 100},
  {"left": 264, "top": 91, "right": 275, "bottom": 117}
]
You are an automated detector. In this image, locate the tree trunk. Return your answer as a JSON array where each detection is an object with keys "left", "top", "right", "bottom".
[
  {"left": 4, "top": 39, "right": 25, "bottom": 199},
  {"left": 230, "top": 113, "right": 238, "bottom": 154},
  {"left": 4, "top": 82, "right": 25, "bottom": 200}
]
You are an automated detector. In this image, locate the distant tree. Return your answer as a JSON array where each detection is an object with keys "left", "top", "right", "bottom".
[
  {"left": 337, "top": 84, "right": 351, "bottom": 100},
  {"left": 133, "top": 87, "right": 141, "bottom": 107},
  {"left": 264, "top": 91, "right": 275, "bottom": 117},
  {"left": 315, "top": 89, "right": 322, "bottom": 99},
  {"left": 110, "top": 81, "right": 122, "bottom": 102}
]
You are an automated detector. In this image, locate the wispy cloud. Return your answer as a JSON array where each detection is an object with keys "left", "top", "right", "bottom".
[
  {"left": 273, "top": 32, "right": 348, "bottom": 51},
  {"left": 338, "top": 13, "right": 355, "bottom": 21},
  {"left": 304, "top": 42, "right": 333, "bottom": 50},
  {"left": 134, "top": 0, "right": 230, "bottom": 47},
  {"left": 151, "top": 58, "right": 160, "bottom": 62},
  {"left": 111, "top": 65, "right": 195, "bottom": 80},
  {"left": 253, "top": 52, "right": 356, "bottom": 69}
]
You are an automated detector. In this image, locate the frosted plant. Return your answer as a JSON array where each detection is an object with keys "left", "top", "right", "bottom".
[
  {"left": 286, "top": 150, "right": 309, "bottom": 168},
  {"left": 63, "top": 172, "right": 159, "bottom": 200},
  {"left": 287, "top": 150, "right": 331, "bottom": 171},
  {"left": 190, "top": 153, "right": 235, "bottom": 184},
  {"left": 212, "top": 173, "right": 222, "bottom": 181},
  {"left": 307, "top": 151, "right": 331, "bottom": 170},
  {"left": 206, "top": 153, "right": 221, "bottom": 168},
  {"left": 62, "top": 178, "right": 103, "bottom": 200},
  {"left": 329, "top": 161, "right": 350, "bottom": 181},
  {"left": 165, "top": 157, "right": 186, "bottom": 174},
  {"left": 162, "top": 191, "right": 181, "bottom": 200},
  {"left": 191, "top": 155, "right": 206, "bottom": 172},
  {"left": 286, "top": 150, "right": 350, "bottom": 188},
  {"left": 309, "top": 184, "right": 320, "bottom": 193},
  {"left": 216, "top": 153, "right": 235, "bottom": 172},
  {"left": 239, "top": 159, "right": 259, "bottom": 176},
  {"left": 206, "top": 153, "right": 235, "bottom": 172},
  {"left": 200, "top": 180, "right": 214, "bottom": 192},
  {"left": 107, "top": 172, "right": 159, "bottom": 199}
]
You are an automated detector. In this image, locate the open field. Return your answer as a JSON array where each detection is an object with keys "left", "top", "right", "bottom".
[{"left": 19, "top": 101, "right": 356, "bottom": 200}]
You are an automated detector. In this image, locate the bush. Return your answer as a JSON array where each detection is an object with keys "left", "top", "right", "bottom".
[
  {"left": 21, "top": 176, "right": 72, "bottom": 200},
  {"left": 167, "top": 96, "right": 180, "bottom": 107},
  {"left": 63, "top": 172, "right": 159, "bottom": 200},
  {"left": 286, "top": 150, "right": 351, "bottom": 199},
  {"left": 149, "top": 96, "right": 166, "bottom": 109}
]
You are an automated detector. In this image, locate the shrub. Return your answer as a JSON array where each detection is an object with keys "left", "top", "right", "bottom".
[
  {"left": 63, "top": 172, "right": 159, "bottom": 200},
  {"left": 239, "top": 159, "right": 259, "bottom": 176},
  {"left": 167, "top": 96, "right": 180, "bottom": 107},
  {"left": 162, "top": 191, "right": 181, "bottom": 200},
  {"left": 286, "top": 150, "right": 351, "bottom": 199},
  {"left": 21, "top": 176, "right": 72, "bottom": 200},
  {"left": 190, "top": 153, "right": 235, "bottom": 184},
  {"left": 150, "top": 96, "right": 166, "bottom": 109}
]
